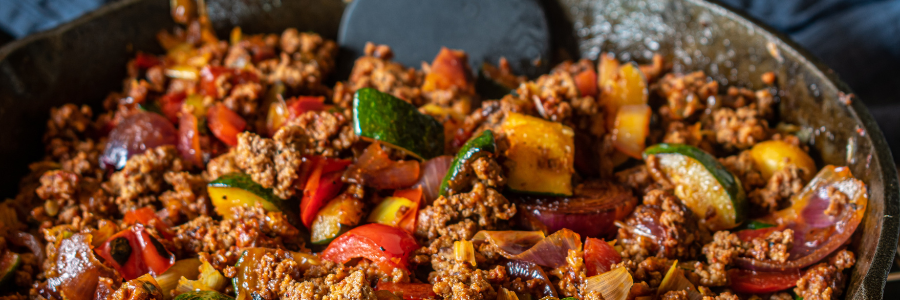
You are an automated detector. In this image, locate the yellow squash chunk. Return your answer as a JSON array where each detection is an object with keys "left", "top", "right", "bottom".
[
  {"left": 501, "top": 112, "right": 575, "bottom": 196},
  {"left": 367, "top": 196, "right": 416, "bottom": 226},
  {"left": 311, "top": 195, "right": 364, "bottom": 244},
  {"left": 599, "top": 54, "right": 648, "bottom": 130},
  {"left": 208, "top": 186, "right": 280, "bottom": 219},
  {"left": 750, "top": 140, "right": 816, "bottom": 181},
  {"left": 612, "top": 104, "right": 652, "bottom": 159}
]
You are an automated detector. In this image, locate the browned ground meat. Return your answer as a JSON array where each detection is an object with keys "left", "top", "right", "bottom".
[
  {"left": 283, "top": 110, "right": 357, "bottom": 156},
  {"left": 344, "top": 43, "right": 424, "bottom": 106},
  {"left": 693, "top": 229, "right": 794, "bottom": 286},
  {"left": 719, "top": 150, "right": 767, "bottom": 193},
  {"left": 617, "top": 189, "right": 703, "bottom": 261},
  {"left": 158, "top": 171, "right": 211, "bottom": 224},
  {"left": 233, "top": 129, "right": 307, "bottom": 199},
  {"left": 748, "top": 164, "right": 808, "bottom": 213},
  {"left": 794, "top": 250, "right": 856, "bottom": 300},
  {"left": 171, "top": 204, "right": 302, "bottom": 255},
  {"left": 712, "top": 106, "right": 770, "bottom": 151},
  {"left": 429, "top": 240, "right": 505, "bottom": 300},
  {"left": 256, "top": 30, "right": 337, "bottom": 95},
  {"left": 655, "top": 71, "right": 718, "bottom": 121}
]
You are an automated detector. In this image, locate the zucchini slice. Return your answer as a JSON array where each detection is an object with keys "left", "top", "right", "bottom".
[
  {"left": 174, "top": 291, "right": 234, "bottom": 300},
  {"left": 310, "top": 195, "right": 364, "bottom": 245},
  {"left": 367, "top": 196, "right": 417, "bottom": 226},
  {"left": 644, "top": 143, "right": 747, "bottom": 230},
  {"left": 0, "top": 250, "right": 21, "bottom": 286},
  {"left": 501, "top": 112, "right": 575, "bottom": 196},
  {"left": 353, "top": 88, "right": 445, "bottom": 160},
  {"left": 208, "top": 173, "right": 282, "bottom": 219},
  {"left": 440, "top": 129, "right": 496, "bottom": 196}
]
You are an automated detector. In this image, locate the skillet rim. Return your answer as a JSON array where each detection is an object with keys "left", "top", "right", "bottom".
[{"left": 0, "top": 0, "right": 896, "bottom": 299}]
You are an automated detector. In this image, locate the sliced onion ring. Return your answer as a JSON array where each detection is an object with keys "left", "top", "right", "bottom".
[
  {"left": 512, "top": 180, "right": 638, "bottom": 238},
  {"left": 734, "top": 166, "right": 867, "bottom": 271}
]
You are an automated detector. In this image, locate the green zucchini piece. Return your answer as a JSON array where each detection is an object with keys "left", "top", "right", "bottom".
[
  {"left": 742, "top": 220, "right": 775, "bottom": 230},
  {"left": 644, "top": 143, "right": 747, "bottom": 230},
  {"left": 174, "top": 291, "right": 234, "bottom": 300},
  {"left": 353, "top": 88, "right": 445, "bottom": 160},
  {"left": 208, "top": 173, "right": 282, "bottom": 219},
  {"left": 440, "top": 130, "right": 496, "bottom": 196},
  {"left": 0, "top": 251, "right": 21, "bottom": 286}
]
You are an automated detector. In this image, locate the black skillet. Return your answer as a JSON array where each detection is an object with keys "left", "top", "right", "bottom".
[{"left": 0, "top": 0, "right": 896, "bottom": 298}]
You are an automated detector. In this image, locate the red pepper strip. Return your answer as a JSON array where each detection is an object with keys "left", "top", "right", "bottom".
[
  {"left": 286, "top": 96, "right": 326, "bottom": 119},
  {"left": 199, "top": 66, "right": 233, "bottom": 98},
  {"left": 393, "top": 187, "right": 422, "bottom": 234},
  {"left": 96, "top": 225, "right": 175, "bottom": 280},
  {"left": 159, "top": 91, "right": 187, "bottom": 124},
  {"left": 134, "top": 52, "right": 161, "bottom": 69},
  {"left": 320, "top": 223, "right": 419, "bottom": 274},
  {"left": 300, "top": 157, "right": 352, "bottom": 228},
  {"left": 207, "top": 103, "right": 246, "bottom": 147},
  {"left": 177, "top": 112, "right": 203, "bottom": 167},
  {"left": 574, "top": 68, "right": 598, "bottom": 98},
  {"left": 375, "top": 282, "right": 437, "bottom": 300},
  {"left": 123, "top": 207, "right": 174, "bottom": 239},
  {"left": 728, "top": 268, "right": 801, "bottom": 293},
  {"left": 584, "top": 238, "right": 622, "bottom": 276}
]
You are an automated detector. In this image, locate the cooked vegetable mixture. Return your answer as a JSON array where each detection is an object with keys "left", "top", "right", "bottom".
[{"left": 0, "top": 3, "right": 867, "bottom": 300}]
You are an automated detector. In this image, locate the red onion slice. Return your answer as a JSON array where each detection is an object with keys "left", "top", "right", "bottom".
[
  {"left": 473, "top": 229, "right": 581, "bottom": 268},
  {"left": 734, "top": 166, "right": 867, "bottom": 271},
  {"left": 504, "top": 260, "right": 558, "bottom": 298},
  {"left": 513, "top": 180, "right": 638, "bottom": 238},
  {"left": 412, "top": 155, "right": 453, "bottom": 205},
  {"left": 101, "top": 112, "right": 177, "bottom": 170}
]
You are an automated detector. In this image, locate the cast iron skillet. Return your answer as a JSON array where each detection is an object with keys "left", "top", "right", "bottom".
[{"left": 0, "top": 0, "right": 896, "bottom": 298}]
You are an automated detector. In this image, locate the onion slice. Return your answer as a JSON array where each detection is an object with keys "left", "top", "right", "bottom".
[
  {"left": 512, "top": 180, "right": 637, "bottom": 238},
  {"left": 412, "top": 155, "right": 453, "bottom": 205},
  {"left": 584, "top": 267, "right": 633, "bottom": 300},
  {"left": 503, "top": 260, "right": 558, "bottom": 298},
  {"left": 734, "top": 166, "right": 867, "bottom": 271},
  {"left": 657, "top": 260, "right": 702, "bottom": 300},
  {"left": 472, "top": 229, "right": 581, "bottom": 268}
]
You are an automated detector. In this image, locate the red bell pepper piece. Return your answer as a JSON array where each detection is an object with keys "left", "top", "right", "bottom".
[
  {"left": 159, "top": 91, "right": 187, "bottom": 124},
  {"left": 96, "top": 224, "right": 175, "bottom": 280},
  {"left": 320, "top": 223, "right": 419, "bottom": 274},
  {"left": 393, "top": 187, "right": 422, "bottom": 234},
  {"left": 123, "top": 207, "right": 174, "bottom": 239},
  {"left": 207, "top": 103, "right": 246, "bottom": 147},
  {"left": 200, "top": 66, "right": 233, "bottom": 98},
  {"left": 286, "top": 96, "right": 326, "bottom": 119},
  {"left": 299, "top": 156, "right": 352, "bottom": 228},
  {"left": 134, "top": 52, "right": 161, "bottom": 69},
  {"left": 584, "top": 237, "right": 622, "bottom": 276},
  {"left": 177, "top": 112, "right": 203, "bottom": 167},
  {"left": 574, "top": 68, "right": 598, "bottom": 98},
  {"left": 375, "top": 282, "right": 437, "bottom": 300},
  {"left": 728, "top": 268, "right": 802, "bottom": 293}
]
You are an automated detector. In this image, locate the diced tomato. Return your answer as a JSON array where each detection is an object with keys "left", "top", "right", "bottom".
[
  {"left": 206, "top": 103, "right": 246, "bottom": 146},
  {"left": 199, "top": 66, "right": 233, "bottom": 98},
  {"left": 728, "top": 268, "right": 801, "bottom": 293},
  {"left": 584, "top": 238, "right": 622, "bottom": 276},
  {"left": 320, "top": 223, "right": 419, "bottom": 273},
  {"left": 123, "top": 207, "right": 174, "bottom": 239},
  {"left": 287, "top": 96, "right": 326, "bottom": 119},
  {"left": 422, "top": 47, "right": 473, "bottom": 92},
  {"left": 96, "top": 225, "right": 175, "bottom": 280},
  {"left": 159, "top": 91, "right": 187, "bottom": 124},
  {"left": 134, "top": 52, "right": 161, "bottom": 69},
  {"left": 247, "top": 36, "right": 276, "bottom": 62},
  {"left": 300, "top": 156, "right": 352, "bottom": 228},
  {"left": 375, "top": 282, "right": 437, "bottom": 300},
  {"left": 177, "top": 112, "right": 203, "bottom": 167},
  {"left": 574, "top": 68, "right": 598, "bottom": 98}
]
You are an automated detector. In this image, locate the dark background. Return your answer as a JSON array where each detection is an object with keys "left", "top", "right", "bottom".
[{"left": 1, "top": 0, "right": 899, "bottom": 293}]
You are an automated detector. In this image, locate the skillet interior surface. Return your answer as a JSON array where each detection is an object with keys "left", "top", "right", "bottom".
[{"left": 0, "top": 0, "right": 896, "bottom": 299}]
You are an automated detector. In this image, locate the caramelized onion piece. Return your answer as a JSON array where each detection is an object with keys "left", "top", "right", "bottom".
[
  {"left": 102, "top": 112, "right": 177, "bottom": 170},
  {"left": 514, "top": 180, "right": 638, "bottom": 238}
]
